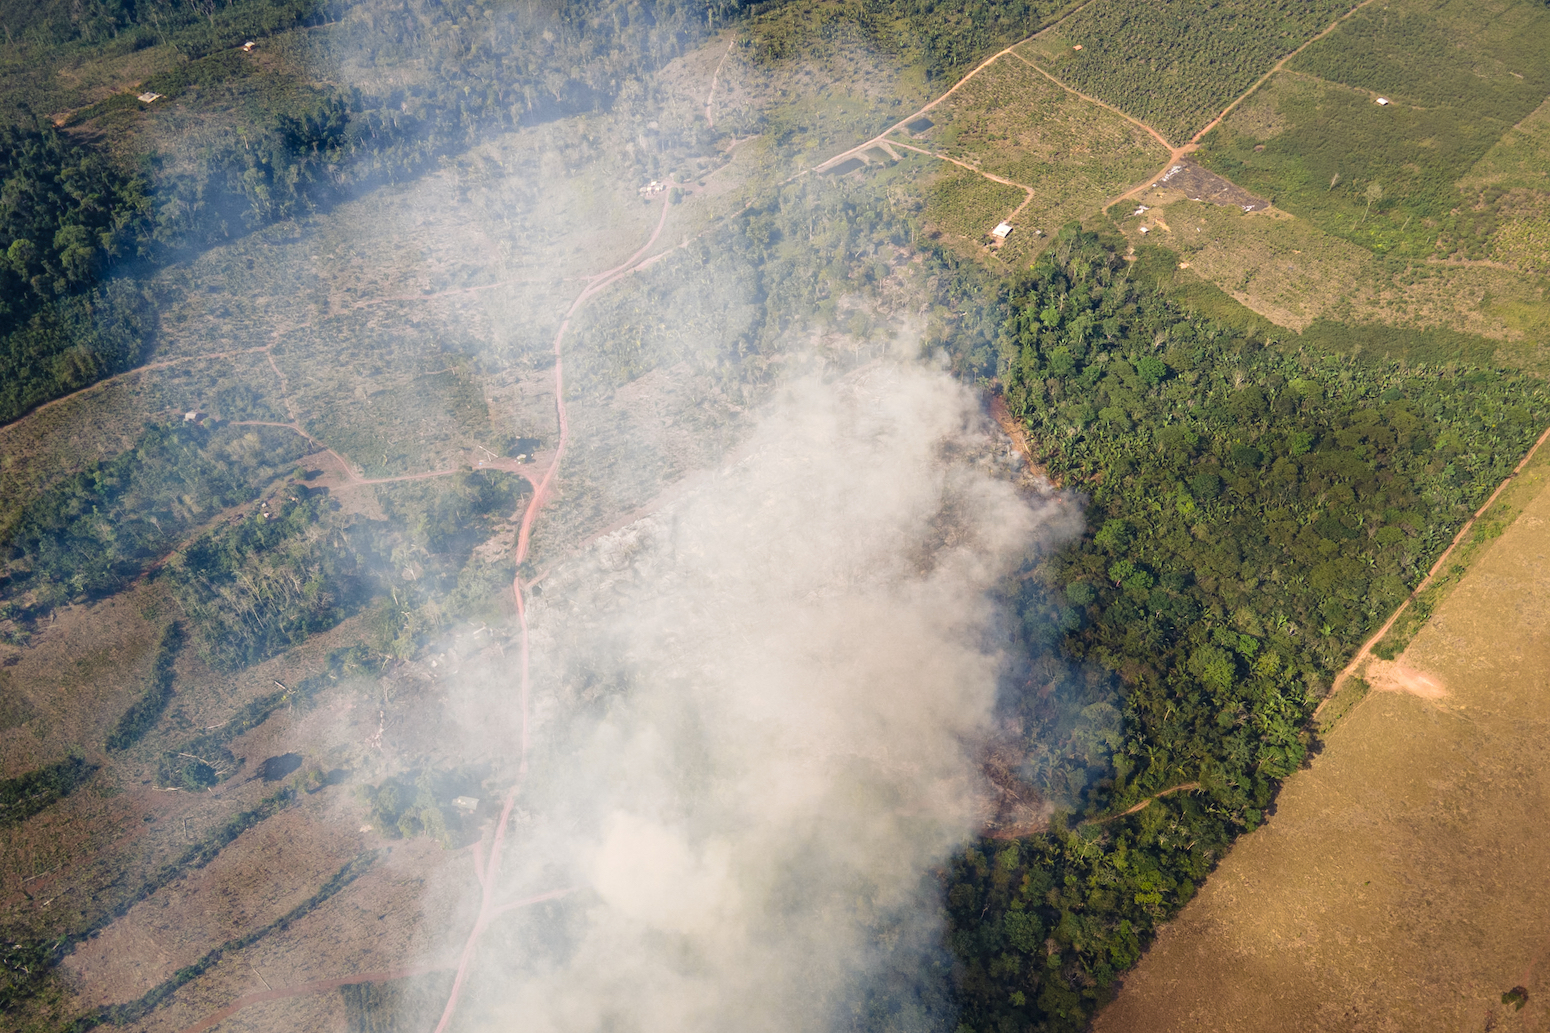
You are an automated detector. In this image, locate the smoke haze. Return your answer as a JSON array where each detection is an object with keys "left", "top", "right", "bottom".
[{"left": 432, "top": 364, "right": 1074, "bottom": 1031}]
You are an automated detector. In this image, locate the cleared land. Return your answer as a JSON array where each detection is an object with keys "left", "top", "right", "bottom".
[
  {"left": 893, "top": 53, "right": 1169, "bottom": 262},
  {"left": 1091, "top": 463, "right": 1550, "bottom": 1033},
  {"left": 0, "top": 17, "right": 977, "bottom": 1029}
]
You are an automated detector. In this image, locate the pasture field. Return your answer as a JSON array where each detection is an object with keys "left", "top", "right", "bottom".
[
  {"left": 1092, "top": 448, "right": 1550, "bottom": 1033},
  {"left": 1019, "top": 0, "right": 1361, "bottom": 144}
]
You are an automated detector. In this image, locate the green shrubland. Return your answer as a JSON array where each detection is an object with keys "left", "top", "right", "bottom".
[{"left": 0, "top": 420, "right": 308, "bottom": 614}]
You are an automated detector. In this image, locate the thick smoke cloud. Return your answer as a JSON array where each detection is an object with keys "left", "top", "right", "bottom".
[{"left": 436, "top": 364, "right": 1074, "bottom": 1032}]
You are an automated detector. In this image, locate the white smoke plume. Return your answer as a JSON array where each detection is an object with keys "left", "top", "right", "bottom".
[{"left": 431, "top": 363, "right": 1074, "bottom": 1032}]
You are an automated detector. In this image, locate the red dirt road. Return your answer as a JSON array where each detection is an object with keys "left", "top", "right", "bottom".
[{"left": 427, "top": 185, "right": 676, "bottom": 1033}]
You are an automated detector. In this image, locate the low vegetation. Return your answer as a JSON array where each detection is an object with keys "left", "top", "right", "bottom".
[
  {"left": 164, "top": 490, "right": 366, "bottom": 670},
  {"left": 103, "top": 622, "right": 183, "bottom": 751},
  {"left": 0, "top": 421, "right": 309, "bottom": 619},
  {"left": 1197, "top": 0, "right": 1550, "bottom": 264}
]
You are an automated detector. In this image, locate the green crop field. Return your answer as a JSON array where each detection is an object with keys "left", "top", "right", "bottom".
[
  {"left": 1020, "top": 0, "right": 1360, "bottom": 145},
  {"left": 1197, "top": 0, "right": 1550, "bottom": 265}
]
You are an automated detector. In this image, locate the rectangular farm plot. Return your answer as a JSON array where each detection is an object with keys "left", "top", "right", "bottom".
[
  {"left": 1019, "top": 0, "right": 1361, "bottom": 145},
  {"left": 917, "top": 56, "right": 1169, "bottom": 205},
  {"left": 921, "top": 167, "right": 1029, "bottom": 249}
]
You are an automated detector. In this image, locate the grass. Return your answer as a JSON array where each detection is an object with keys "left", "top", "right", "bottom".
[
  {"left": 1115, "top": 190, "right": 1550, "bottom": 364},
  {"left": 893, "top": 53, "right": 1168, "bottom": 263}
]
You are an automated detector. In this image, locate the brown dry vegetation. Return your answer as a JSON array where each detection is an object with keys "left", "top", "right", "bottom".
[{"left": 1092, "top": 464, "right": 1550, "bottom": 1033}]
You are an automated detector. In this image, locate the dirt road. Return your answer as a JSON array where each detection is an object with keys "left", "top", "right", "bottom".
[{"left": 428, "top": 184, "right": 676, "bottom": 1033}]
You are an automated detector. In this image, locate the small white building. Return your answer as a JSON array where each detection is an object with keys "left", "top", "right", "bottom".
[
  {"left": 1133, "top": 205, "right": 1149, "bottom": 216},
  {"left": 137, "top": 92, "right": 163, "bottom": 104},
  {"left": 1376, "top": 97, "right": 1390, "bottom": 105},
  {"left": 452, "top": 796, "right": 480, "bottom": 814},
  {"left": 1138, "top": 226, "right": 1150, "bottom": 234},
  {"left": 184, "top": 410, "right": 206, "bottom": 422},
  {"left": 241, "top": 41, "right": 257, "bottom": 52},
  {"left": 991, "top": 222, "right": 1014, "bottom": 240}
]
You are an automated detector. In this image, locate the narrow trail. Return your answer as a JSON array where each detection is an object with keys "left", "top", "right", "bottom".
[
  {"left": 807, "top": 0, "right": 1104, "bottom": 231},
  {"left": 889, "top": 139, "right": 1036, "bottom": 215},
  {"left": 706, "top": 35, "right": 735, "bottom": 128},
  {"left": 1183, "top": 0, "right": 1383, "bottom": 149},
  {"left": 1083, "top": 783, "right": 1201, "bottom": 827},
  {"left": 1315, "top": 420, "right": 1550, "bottom": 721},
  {"left": 428, "top": 187, "right": 675, "bottom": 1033},
  {"left": 228, "top": 420, "right": 531, "bottom": 487},
  {"left": 1101, "top": 0, "right": 1382, "bottom": 216}
]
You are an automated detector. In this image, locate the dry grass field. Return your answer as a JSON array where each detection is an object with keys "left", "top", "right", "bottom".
[{"left": 1091, "top": 456, "right": 1550, "bottom": 1033}]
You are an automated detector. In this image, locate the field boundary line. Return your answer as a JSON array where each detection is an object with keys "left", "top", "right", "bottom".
[
  {"left": 1314, "top": 419, "right": 1550, "bottom": 721},
  {"left": 1186, "top": 0, "right": 1383, "bottom": 147},
  {"left": 1004, "top": 50, "right": 1176, "bottom": 151},
  {"left": 811, "top": 0, "right": 1104, "bottom": 175}
]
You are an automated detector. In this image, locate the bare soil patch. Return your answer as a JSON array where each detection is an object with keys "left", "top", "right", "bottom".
[
  {"left": 1362, "top": 657, "right": 1447, "bottom": 699},
  {"left": 1152, "top": 159, "right": 1269, "bottom": 211}
]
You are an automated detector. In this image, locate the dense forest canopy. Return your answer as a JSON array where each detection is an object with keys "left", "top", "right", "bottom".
[{"left": 940, "top": 227, "right": 1550, "bottom": 1031}]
